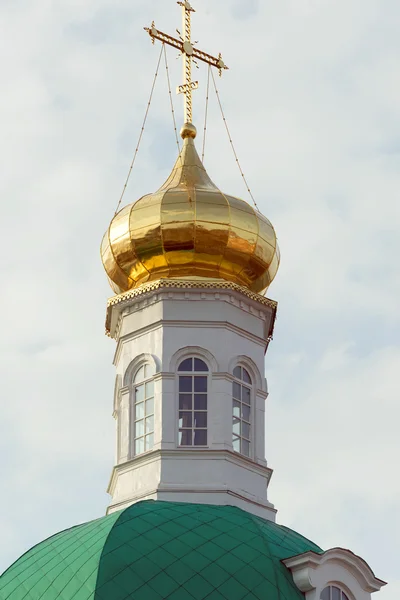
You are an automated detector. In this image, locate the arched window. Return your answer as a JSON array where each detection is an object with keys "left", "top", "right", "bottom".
[
  {"left": 133, "top": 364, "right": 155, "bottom": 456},
  {"left": 178, "top": 357, "right": 208, "bottom": 447},
  {"left": 232, "top": 366, "right": 252, "bottom": 457},
  {"left": 320, "top": 586, "right": 350, "bottom": 600}
]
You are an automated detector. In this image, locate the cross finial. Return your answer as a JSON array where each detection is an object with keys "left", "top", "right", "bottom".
[{"left": 144, "top": 2, "right": 228, "bottom": 134}]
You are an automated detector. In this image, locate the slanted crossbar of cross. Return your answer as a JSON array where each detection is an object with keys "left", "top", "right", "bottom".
[{"left": 145, "top": 1, "right": 228, "bottom": 124}]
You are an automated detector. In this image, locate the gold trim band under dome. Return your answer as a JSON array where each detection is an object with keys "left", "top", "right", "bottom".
[
  {"left": 105, "top": 278, "right": 278, "bottom": 336},
  {"left": 101, "top": 125, "right": 280, "bottom": 296}
]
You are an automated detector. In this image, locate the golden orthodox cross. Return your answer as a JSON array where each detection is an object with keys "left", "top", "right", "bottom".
[{"left": 145, "top": 1, "right": 228, "bottom": 125}]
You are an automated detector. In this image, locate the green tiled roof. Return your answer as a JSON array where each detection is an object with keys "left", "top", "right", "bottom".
[{"left": 0, "top": 501, "right": 322, "bottom": 600}]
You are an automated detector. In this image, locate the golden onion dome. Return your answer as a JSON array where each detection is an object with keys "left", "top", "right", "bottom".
[{"left": 101, "top": 124, "right": 280, "bottom": 295}]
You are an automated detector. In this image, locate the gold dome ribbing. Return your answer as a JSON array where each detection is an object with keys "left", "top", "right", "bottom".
[{"left": 101, "top": 126, "right": 280, "bottom": 295}]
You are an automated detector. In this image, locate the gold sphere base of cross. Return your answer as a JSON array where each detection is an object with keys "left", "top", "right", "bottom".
[{"left": 180, "top": 123, "right": 197, "bottom": 139}]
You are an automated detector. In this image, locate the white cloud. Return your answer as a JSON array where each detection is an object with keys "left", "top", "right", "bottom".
[{"left": 0, "top": 0, "right": 397, "bottom": 596}]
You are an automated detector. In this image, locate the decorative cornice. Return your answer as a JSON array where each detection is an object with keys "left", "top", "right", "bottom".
[{"left": 105, "top": 278, "right": 278, "bottom": 335}]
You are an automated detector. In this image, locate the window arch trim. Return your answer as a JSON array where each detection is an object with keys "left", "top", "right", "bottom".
[
  {"left": 123, "top": 353, "right": 160, "bottom": 387},
  {"left": 170, "top": 346, "right": 217, "bottom": 374},
  {"left": 228, "top": 355, "right": 264, "bottom": 392}
]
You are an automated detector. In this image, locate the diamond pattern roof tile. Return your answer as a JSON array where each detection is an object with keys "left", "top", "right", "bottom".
[{"left": 0, "top": 501, "right": 323, "bottom": 600}]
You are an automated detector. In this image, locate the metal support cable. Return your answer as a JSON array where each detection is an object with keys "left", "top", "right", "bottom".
[
  {"left": 210, "top": 69, "right": 259, "bottom": 211},
  {"left": 163, "top": 43, "right": 182, "bottom": 161},
  {"left": 201, "top": 65, "right": 211, "bottom": 162},
  {"left": 113, "top": 44, "right": 164, "bottom": 216}
]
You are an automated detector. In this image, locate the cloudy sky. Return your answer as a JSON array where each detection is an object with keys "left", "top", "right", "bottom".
[{"left": 0, "top": 0, "right": 398, "bottom": 596}]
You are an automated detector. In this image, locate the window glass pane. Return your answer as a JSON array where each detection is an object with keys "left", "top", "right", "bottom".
[
  {"left": 194, "top": 394, "right": 207, "bottom": 410},
  {"left": 342, "top": 593, "right": 349, "bottom": 600},
  {"left": 320, "top": 588, "right": 330, "bottom": 600},
  {"left": 178, "top": 358, "right": 193, "bottom": 372},
  {"left": 194, "top": 358, "right": 208, "bottom": 372},
  {"left": 243, "top": 369, "right": 251, "bottom": 384},
  {"left": 179, "top": 376, "right": 192, "bottom": 393},
  {"left": 242, "top": 404, "right": 250, "bottom": 421},
  {"left": 194, "top": 376, "right": 207, "bottom": 393},
  {"left": 232, "top": 436, "right": 240, "bottom": 452},
  {"left": 242, "top": 422, "right": 250, "bottom": 439},
  {"left": 135, "top": 419, "right": 145, "bottom": 437},
  {"left": 233, "top": 382, "right": 241, "bottom": 400},
  {"left": 194, "top": 412, "right": 207, "bottom": 428},
  {"left": 233, "top": 400, "right": 241, "bottom": 418},
  {"left": 144, "top": 364, "right": 149, "bottom": 379},
  {"left": 135, "top": 384, "right": 145, "bottom": 403},
  {"left": 145, "top": 416, "right": 154, "bottom": 434},
  {"left": 134, "top": 366, "right": 144, "bottom": 383},
  {"left": 179, "top": 394, "right": 192, "bottom": 410},
  {"left": 145, "top": 433, "right": 154, "bottom": 451},
  {"left": 233, "top": 366, "right": 241, "bottom": 379},
  {"left": 332, "top": 588, "right": 340, "bottom": 600},
  {"left": 242, "top": 439, "right": 250, "bottom": 457},
  {"left": 179, "top": 412, "right": 192, "bottom": 428},
  {"left": 136, "top": 402, "right": 145, "bottom": 420},
  {"left": 194, "top": 430, "right": 207, "bottom": 445},
  {"left": 145, "top": 380, "right": 154, "bottom": 398},
  {"left": 233, "top": 417, "right": 241, "bottom": 435},
  {"left": 135, "top": 437, "right": 145, "bottom": 455},
  {"left": 242, "top": 387, "right": 251, "bottom": 405},
  {"left": 145, "top": 398, "right": 154, "bottom": 416},
  {"left": 179, "top": 429, "right": 192, "bottom": 446}
]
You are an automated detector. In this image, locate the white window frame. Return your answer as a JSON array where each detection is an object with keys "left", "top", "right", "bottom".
[
  {"left": 320, "top": 586, "right": 351, "bottom": 600},
  {"left": 177, "top": 356, "right": 210, "bottom": 449},
  {"left": 232, "top": 365, "right": 253, "bottom": 458},
  {"left": 130, "top": 363, "right": 155, "bottom": 457}
]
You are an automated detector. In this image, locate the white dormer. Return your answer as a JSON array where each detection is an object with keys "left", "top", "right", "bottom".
[{"left": 283, "top": 547, "right": 387, "bottom": 600}]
